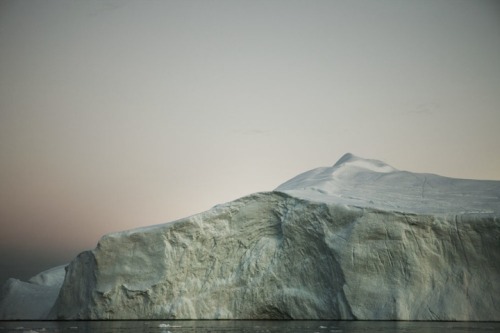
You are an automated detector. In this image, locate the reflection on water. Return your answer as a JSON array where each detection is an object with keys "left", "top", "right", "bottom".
[{"left": 0, "top": 320, "right": 498, "bottom": 333}]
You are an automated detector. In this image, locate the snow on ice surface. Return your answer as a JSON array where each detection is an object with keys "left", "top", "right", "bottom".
[
  {"left": 275, "top": 153, "right": 500, "bottom": 216},
  {"left": 107, "top": 153, "right": 500, "bottom": 239},
  {"left": 98, "top": 153, "right": 500, "bottom": 243}
]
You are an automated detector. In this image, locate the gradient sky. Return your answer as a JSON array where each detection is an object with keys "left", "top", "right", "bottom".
[{"left": 1, "top": 0, "right": 499, "bottom": 284}]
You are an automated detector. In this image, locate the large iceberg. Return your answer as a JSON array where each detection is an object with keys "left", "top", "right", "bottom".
[{"left": 1, "top": 154, "right": 499, "bottom": 320}]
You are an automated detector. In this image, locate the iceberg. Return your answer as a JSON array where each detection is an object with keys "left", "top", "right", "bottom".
[
  {"left": 0, "top": 265, "right": 65, "bottom": 319},
  {"left": 1, "top": 154, "right": 499, "bottom": 320}
]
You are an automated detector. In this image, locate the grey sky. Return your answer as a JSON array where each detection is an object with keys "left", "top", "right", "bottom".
[{"left": 1, "top": 0, "right": 499, "bottom": 283}]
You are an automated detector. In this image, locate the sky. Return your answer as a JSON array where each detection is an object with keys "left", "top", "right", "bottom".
[{"left": 1, "top": 0, "right": 500, "bottom": 284}]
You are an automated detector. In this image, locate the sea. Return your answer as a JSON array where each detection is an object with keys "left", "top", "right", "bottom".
[{"left": 0, "top": 321, "right": 499, "bottom": 333}]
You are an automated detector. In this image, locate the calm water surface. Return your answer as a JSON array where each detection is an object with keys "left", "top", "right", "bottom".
[{"left": 0, "top": 321, "right": 498, "bottom": 333}]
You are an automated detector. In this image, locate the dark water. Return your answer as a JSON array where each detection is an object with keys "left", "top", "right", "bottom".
[{"left": 0, "top": 321, "right": 498, "bottom": 333}]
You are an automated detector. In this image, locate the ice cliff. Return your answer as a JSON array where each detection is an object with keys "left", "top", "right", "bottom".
[{"left": 1, "top": 154, "right": 499, "bottom": 320}]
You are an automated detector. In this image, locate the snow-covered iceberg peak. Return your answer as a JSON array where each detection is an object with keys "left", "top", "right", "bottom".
[
  {"left": 275, "top": 153, "right": 397, "bottom": 194},
  {"left": 332, "top": 153, "right": 397, "bottom": 173}
]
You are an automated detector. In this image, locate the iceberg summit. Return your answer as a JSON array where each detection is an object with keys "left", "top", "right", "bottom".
[{"left": 1, "top": 153, "right": 499, "bottom": 320}]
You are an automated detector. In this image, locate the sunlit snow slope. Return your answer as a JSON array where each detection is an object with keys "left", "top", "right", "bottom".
[{"left": 276, "top": 153, "right": 500, "bottom": 215}]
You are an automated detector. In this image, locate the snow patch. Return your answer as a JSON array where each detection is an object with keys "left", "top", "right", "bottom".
[{"left": 333, "top": 153, "right": 396, "bottom": 173}]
